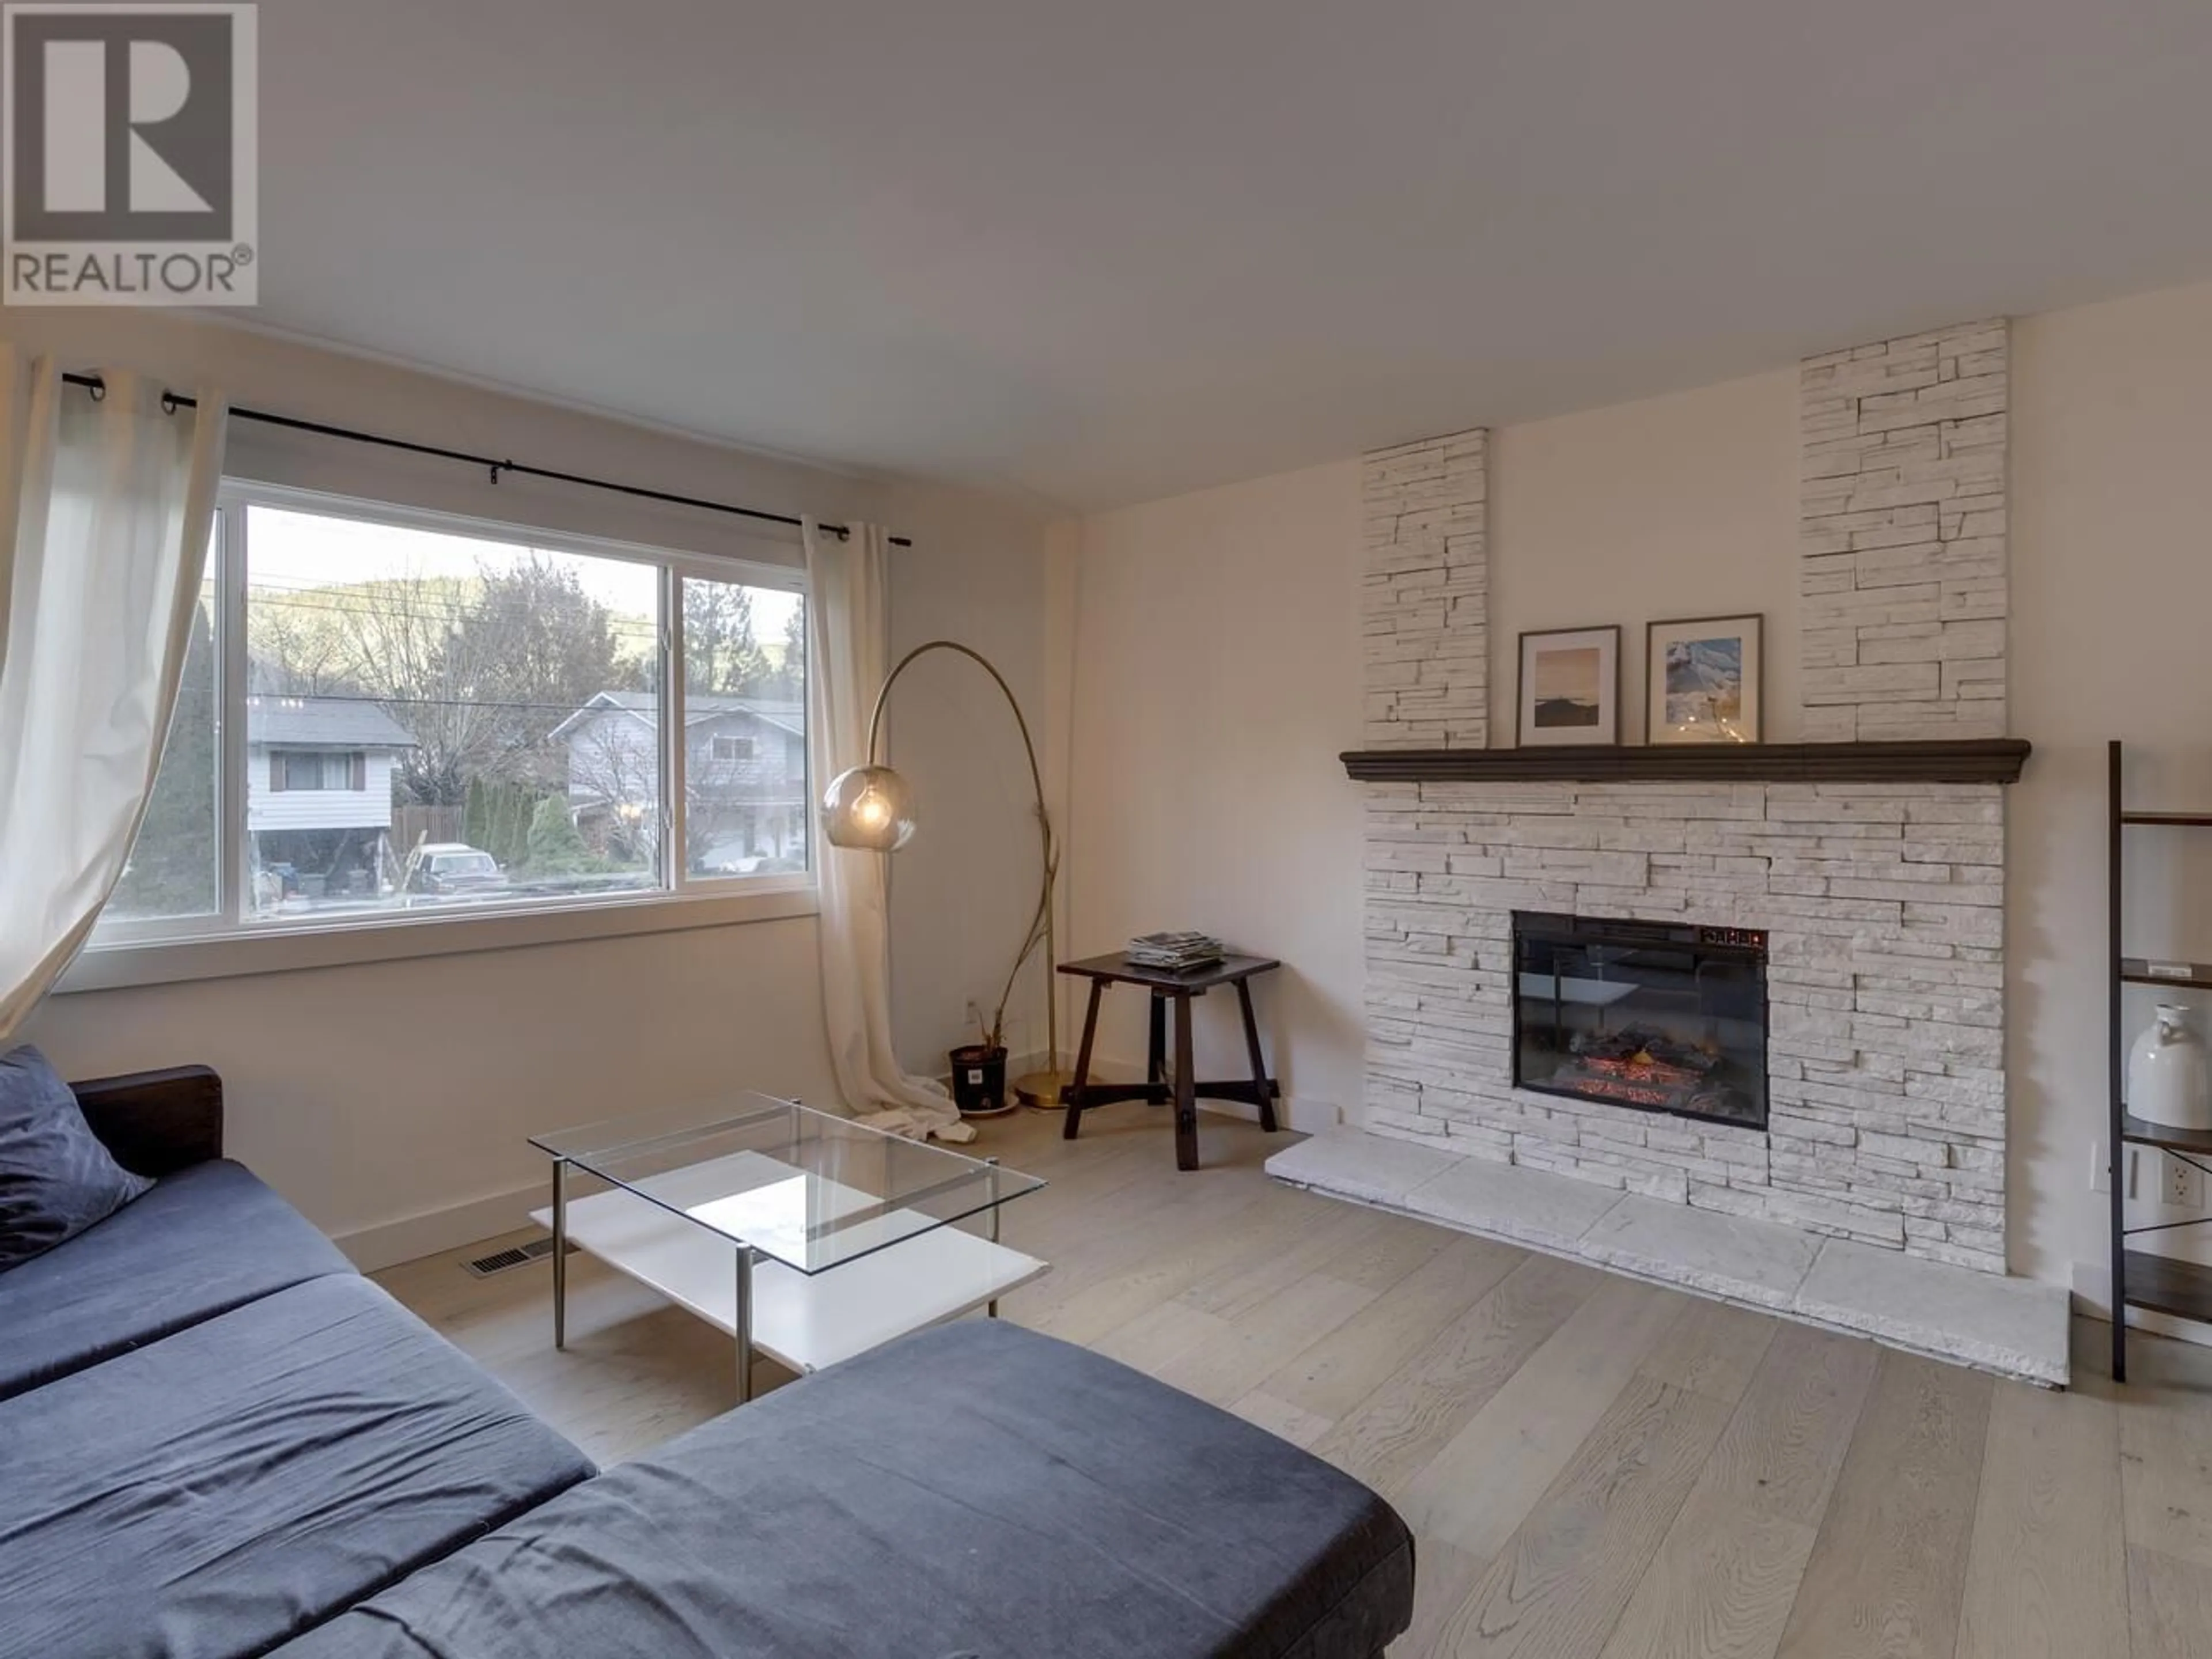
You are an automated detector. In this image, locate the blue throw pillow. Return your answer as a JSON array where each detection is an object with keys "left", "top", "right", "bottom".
[{"left": 0, "top": 1046, "right": 152, "bottom": 1272}]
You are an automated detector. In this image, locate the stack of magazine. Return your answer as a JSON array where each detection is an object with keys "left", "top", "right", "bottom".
[{"left": 1127, "top": 931, "right": 1225, "bottom": 972}]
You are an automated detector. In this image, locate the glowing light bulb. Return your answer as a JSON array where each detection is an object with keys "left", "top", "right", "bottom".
[{"left": 821, "top": 764, "right": 917, "bottom": 851}]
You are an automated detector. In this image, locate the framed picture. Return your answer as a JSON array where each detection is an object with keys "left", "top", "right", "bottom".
[
  {"left": 1646, "top": 613, "right": 1763, "bottom": 744},
  {"left": 1517, "top": 625, "right": 1620, "bottom": 747}
]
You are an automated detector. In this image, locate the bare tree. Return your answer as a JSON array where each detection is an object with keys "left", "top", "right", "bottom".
[
  {"left": 333, "top": 574, "right": 512, "bottom": 805},
  {"left": 248, "top": 596, "right": 353, "bottom": 695},
  {"left": 248, "top": 558, "right": 629, "bottom": 808},
  {"left": 564, "top": 710, "right": 661, "bottom": 863},
  {"left": 566, "top": 710, "right": 775, "bottom": 874}
]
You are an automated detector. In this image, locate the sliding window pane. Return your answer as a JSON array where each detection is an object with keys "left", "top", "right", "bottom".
[
  {"left": 243, "top": 504, "right": 663, "bottom": 921},
  {"left": 105, "top": 576, "right": 221, "bottom": 925},
  {"left": 677, "top": 576, "right": 806, "bottom": 878}
]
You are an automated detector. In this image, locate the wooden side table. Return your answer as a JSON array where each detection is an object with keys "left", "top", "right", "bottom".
[{"left": 1056, "top": 952, "right": 1283, "bottom": 1172}]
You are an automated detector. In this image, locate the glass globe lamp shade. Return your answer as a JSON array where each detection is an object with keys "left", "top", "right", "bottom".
[{"left": 820, "top": 764, "right": 918, "bottom": 852}]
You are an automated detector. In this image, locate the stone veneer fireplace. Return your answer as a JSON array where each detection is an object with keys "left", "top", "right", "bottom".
[
  {"left": 1350, "top": 319, "right": 2020, "bottom": 1279},
  {"left": 1363, "top": 777, "right": 2007, "bottom": 1272}
]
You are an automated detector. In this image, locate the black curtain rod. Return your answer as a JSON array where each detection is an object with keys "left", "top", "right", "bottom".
[{"left": 58, "top": 370, "right": 910, "bottom": 547}]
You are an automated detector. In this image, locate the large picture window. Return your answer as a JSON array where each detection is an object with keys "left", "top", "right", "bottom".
[{"left": 93, "top": 486, "right": 809, "bottom": 950}]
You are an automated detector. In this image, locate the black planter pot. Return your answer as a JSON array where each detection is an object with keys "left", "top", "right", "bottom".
[{"left": 948, "top": 1044, "right": 1011, "bottom": 1116}]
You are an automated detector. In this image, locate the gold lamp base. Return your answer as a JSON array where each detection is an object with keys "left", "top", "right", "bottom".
[{"left": 1014, "top": 1067, "right": 1071, "bottom": 1109}]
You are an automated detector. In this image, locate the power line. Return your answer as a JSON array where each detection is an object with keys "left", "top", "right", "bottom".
[
  {"left": 241, "top": 690, "right": 801, "bottom": 717},
  {"left": 247, "top": 595, "right": 666, "bottom": 643},
  {"left": 240, "top": 582, "right": 796, "bottom": 637}
]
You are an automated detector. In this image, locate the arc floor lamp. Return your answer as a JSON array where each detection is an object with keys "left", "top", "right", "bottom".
[{"left": 819, "top": 640, "right": 1066, "bottom": 1110}]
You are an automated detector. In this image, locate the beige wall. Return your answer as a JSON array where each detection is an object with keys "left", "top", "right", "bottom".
[
  {"left": 1490, "top": 370, "right": 1800, "bottom": 744},
  {"left": 873, "top": 475, "right": 1066, "bottom": 1075},
  {"left": 1066, "top": 461, "right": 1365, "bottom": 1127},
  {"left": 27, "top": 918, "right": 838, "bottom": 1262},
  {"left": 1065, "top": 276, "right": 2212, "bottom": 1300},
  {"left": 12, "top": 312, "right": 1053, "bottom": 1264},
  {"left": 2012, "top": 282, "right": 2212, "bottom": 1294},
  {"left": 1063, "top": 374, "right": 1804, "bottom": 1128}
]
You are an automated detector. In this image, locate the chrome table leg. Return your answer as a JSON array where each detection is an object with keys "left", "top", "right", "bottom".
[
  {"left": 734, "top": 1244, "right": 756, "bottom": 1403},
  {"left": 986, "top": 1156, "right": 1001, "bottom": 1318},
  {"left": 551, "top": 1158, "right": 569, "bottom": 1350}
]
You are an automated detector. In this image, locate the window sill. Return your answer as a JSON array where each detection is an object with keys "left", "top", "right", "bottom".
[{"left": 58, "top": 882, "right": 820, "bottom": 994}]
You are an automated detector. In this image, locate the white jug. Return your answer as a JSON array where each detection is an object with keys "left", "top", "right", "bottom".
[{"left": 2130, "top": 1003, "right": 2212, "bottom": 1132}]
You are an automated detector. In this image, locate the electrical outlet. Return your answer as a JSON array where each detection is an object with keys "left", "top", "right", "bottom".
[{"left": 2166, "top": 1154, "right": 2204, "bottom": 1209}]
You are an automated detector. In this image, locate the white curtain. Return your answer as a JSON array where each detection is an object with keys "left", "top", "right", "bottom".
[
  {"left": 0, "top": 359, "right": 227, "bottom": 1042},
  {"left": 804, "top": 520, "right": 971, "bottom": 1143}
]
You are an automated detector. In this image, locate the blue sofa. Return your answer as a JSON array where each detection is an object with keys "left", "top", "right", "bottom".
[{"left": 0, "top": 1067, "right": 1415, "bottom": 1658}]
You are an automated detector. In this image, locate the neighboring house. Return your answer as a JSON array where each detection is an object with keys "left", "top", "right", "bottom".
[
  {"left": 551, "top": 690, "right": 807, "bottom": 872},
  {"left": 246, "top": 695, "right": 417, "bottom": 897}
]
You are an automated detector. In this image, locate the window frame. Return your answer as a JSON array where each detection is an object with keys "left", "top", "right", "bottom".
[{"left": 70, "top": 479, "right": 817, "bottom": 988}]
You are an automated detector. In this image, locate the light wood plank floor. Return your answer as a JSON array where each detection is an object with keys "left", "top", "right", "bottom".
[{"left": 375, "top": 1106, "right": 2212, "bottom": 1659}]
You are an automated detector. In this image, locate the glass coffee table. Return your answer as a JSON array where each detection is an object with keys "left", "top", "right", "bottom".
[{"left": 529, "top": 1095, "right": 1048, "bottom": 1400}]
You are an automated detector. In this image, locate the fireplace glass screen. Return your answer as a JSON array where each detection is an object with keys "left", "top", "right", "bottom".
[{"left": 1512, "top": 911, "right": 1768, "bottom": 1130}]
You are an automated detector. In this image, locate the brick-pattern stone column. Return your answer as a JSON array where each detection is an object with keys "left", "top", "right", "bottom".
[
  {"left": 1362, "top": 429, "right": 1488, "bottom": 748},
  {"left": 1800, "top": 321, "right": 2008, "bottom": 741}
]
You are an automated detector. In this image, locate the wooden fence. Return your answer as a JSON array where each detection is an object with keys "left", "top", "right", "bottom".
[{"left": 392, "top": 804, "right": 465, "bottom": 855}]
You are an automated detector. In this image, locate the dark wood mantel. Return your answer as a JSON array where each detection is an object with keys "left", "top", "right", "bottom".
[{"left": 1340, "top": 738, "right": 2031, "bottom": 786}]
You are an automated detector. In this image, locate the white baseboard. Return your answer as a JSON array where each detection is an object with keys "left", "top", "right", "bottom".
[
  {"left": 335, "top": 1179, "right": 543, "bottom": 1273},
  {"left": 336, "top": 1065, "right": 1336, "bottom": 1275},
  {"left": 340, "top": 1061, "right": 1056, "bottom": 1273},
  {"left": 345, "top": 1065, "right": 1058, "bottom": 1274}
]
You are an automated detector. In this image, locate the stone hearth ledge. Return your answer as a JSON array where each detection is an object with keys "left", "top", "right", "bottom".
[{"left": 1267, "top": 1128, "right": 2067, "bottom": 1387}]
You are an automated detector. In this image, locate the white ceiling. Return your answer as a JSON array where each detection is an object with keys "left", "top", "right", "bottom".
[{"left": 253, "top": 0, "right": 2212, "bottom": 511}]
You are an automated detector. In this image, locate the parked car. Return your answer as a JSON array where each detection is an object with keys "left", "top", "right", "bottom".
[{"left": 404, "top": 843, "right": 508, "bottom": 898}]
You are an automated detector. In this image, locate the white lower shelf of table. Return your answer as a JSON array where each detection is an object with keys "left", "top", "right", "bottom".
[{"left": 529, "top": 1184, "right": 1049, "bottom": 1377}]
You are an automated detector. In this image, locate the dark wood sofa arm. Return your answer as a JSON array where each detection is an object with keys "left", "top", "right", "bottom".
[{"left": 69, "top": 1065, "right": 224, "bottom": 1177}]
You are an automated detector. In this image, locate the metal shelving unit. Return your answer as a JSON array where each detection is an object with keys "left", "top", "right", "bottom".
[{"left": 2109, "top": 739, "right": 2212, "bottom": 1382}]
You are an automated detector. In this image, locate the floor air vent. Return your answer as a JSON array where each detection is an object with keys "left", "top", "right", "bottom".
[{"left": 463, "top": 1236, "right": 573, "bottom": 1278}]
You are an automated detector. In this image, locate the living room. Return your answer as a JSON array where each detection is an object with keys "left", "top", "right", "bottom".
[{"left": 8, "top": 2, "right": 2212, "bottom": 1655}]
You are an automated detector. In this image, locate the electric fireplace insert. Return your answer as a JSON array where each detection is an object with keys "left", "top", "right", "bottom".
[{"left": 1511, "top": 910, "right": 1768, "bottom": 1131}]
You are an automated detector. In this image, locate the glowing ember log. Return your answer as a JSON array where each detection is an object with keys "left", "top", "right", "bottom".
[
  {"left": 1577, "top": 1053, "right": 1707, "bottom": 1089},
  {"left": 1556, "top": 1073, "right": 1682, "bottom": 1108}
]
